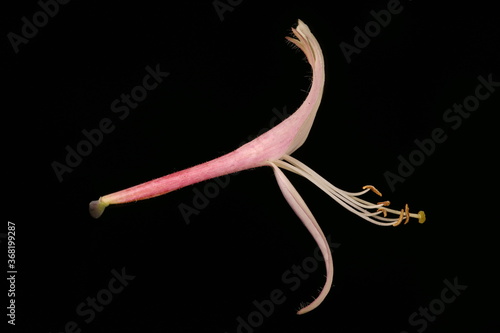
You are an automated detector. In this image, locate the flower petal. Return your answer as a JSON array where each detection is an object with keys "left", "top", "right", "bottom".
[
  {"left": 268, "top": 162, "right": 334, "bottom": 315},
  {"left": 283, "top": 20, "right": 325, "bottom": 155},
  {"left": 89, "top": 20, "right": 326, "bottom": 217}
]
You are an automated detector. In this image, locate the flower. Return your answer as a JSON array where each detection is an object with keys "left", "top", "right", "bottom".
[{"left": 89, "top": 20, "right": 425, "bottom": 314}]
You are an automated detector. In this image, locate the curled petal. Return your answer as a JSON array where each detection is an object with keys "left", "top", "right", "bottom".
[
  {"left": 283, "top": 20, "right": 325, "bottom": 155},
  {"left": 267, "top": 162, "right": 334, "bottom": 315}
]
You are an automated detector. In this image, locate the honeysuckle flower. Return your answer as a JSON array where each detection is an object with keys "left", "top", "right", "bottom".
[{"left": 89, "top": 20, "right": 425, "bottom": 314}]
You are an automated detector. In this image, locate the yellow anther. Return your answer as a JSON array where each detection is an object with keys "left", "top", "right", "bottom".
[
  {"left": 377, "top": 200, "right": 391, "bottom": 207},
  {"left": 418, "top": 211, "right": 426, "bottom": 224}
]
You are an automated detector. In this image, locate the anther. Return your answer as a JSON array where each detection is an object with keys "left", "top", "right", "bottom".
[
  {"left": 363, "top": 185, "right": 382, "bottom": 197},
  {"left": 393, "top": 209, "right": 405, "bottom": 227},
  {"left": 377, "top": 208, "right": 388, "bottom": 217},
  {"left": 404, "top": 204, "right": 410, "bottom": 224}
]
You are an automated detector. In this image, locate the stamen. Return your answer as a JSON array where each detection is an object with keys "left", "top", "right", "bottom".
[
  {"left": 362, "top": 185, "right": 382, "bottom": 197},
  {"left": 393, "top": 209, "right": 405, "bottom": 227},
  {"left": 377, "top": 208, "right": 388, "bottom": 217},
  {"left": 403, "top": 204, "right": 410, "bottom": 224},
  {"left": 275, "top": 155, "right": 426, "bottom": 227}
]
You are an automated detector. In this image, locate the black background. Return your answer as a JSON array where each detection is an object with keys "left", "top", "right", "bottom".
[{"left": 3, "top": 0, "right": 499, "bottom": 332}]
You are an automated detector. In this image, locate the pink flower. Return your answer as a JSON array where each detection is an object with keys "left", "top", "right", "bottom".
[{"left": 89, "top": 20, "right": 425, "bottom": 314}]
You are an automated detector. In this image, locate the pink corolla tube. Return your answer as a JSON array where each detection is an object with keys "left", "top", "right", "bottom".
[{"left": 89, "top": 20, "right": 425, "bottom": 315}]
